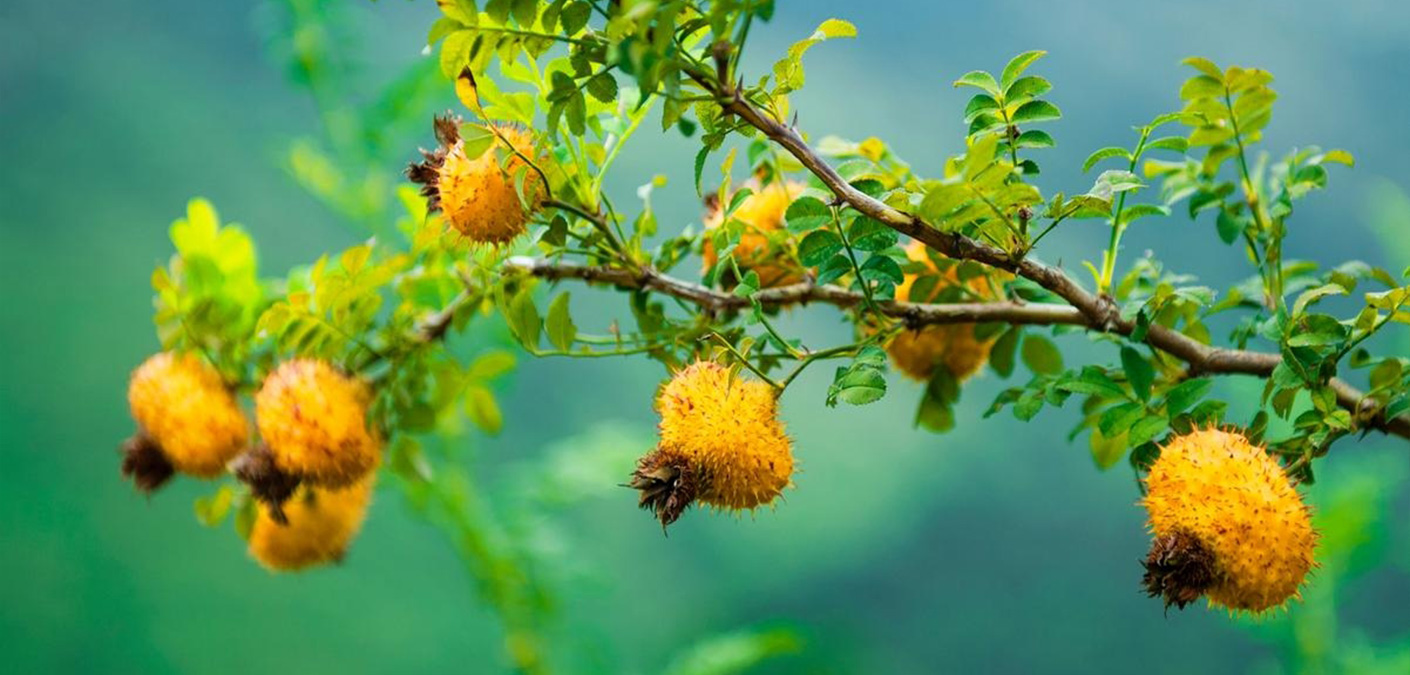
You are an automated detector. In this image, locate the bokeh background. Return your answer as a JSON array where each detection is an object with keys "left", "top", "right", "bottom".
[{"left": 3, "top": 1, "right": 1409, "bottom": 673}]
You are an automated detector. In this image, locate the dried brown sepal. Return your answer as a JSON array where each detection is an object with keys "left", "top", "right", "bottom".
[
  {"left": 405, "top": 112, "right": 463, "bottom": 213},
  {"left": 120, "top": 431, "right": 175, "bottom": 494},
  {"left": 1142, "top": 529, "right": 1220, "bottom": 613},
  {"left": 232, "top": 443, "right": 301, "bottom": 525},
  {"left": 627, "top": 448, "right": 698, "bottom": 532}
]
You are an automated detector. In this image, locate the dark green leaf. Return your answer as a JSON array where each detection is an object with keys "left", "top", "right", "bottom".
[
  {"left": 1121, "top": 346, "right": 1154, "bottom": 401},
  {"left": 785, "top": 196, "right": 831, "bottom": 233},
  {"left": 1164, "top": 377, "right": 1213, "bottom": 416},
  {"left": 798, "top": 230, "right": 843, "bottom": 267},
  {"left": 846, "top": 217, "right": 898, "bottom": 251}
]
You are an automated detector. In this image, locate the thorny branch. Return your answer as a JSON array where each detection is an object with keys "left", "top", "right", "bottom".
[{"left": 496, "top": 65, "right": 1409, "bottom": 442}]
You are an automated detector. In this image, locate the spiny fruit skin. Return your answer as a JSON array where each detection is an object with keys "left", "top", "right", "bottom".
[
  {"left": 1142, "top": 428, "right": 1317, "bottom": 613},
  {"left": 703, "top": 180, "right": 805, "bottom": 288},
  {"left": 886, "top": 241, "right": 1002, "bottom": 381},
  {"left": 255, "top": 359, "right": 381, "bottom": 489},
  {"left": 248, "top": 477, "right": 374, "bottom": 572},
  {"left": 407, "top": 114, "right": 543, "bottom": 245},
  {"left": 652, "top": 361, "right": 794, "bottom": 512},
  {"left": 126, "top": 352, "right": 248, "bottom": 478}
]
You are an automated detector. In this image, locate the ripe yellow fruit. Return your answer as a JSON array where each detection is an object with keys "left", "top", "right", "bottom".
[
  {"left": 631, "top": 361, "right": 794, "bottom": 527},
  {"left": 125, "top": 352, "right": 247, "bottom": 485},
  {"left": 886, "top": 240, "right": 1002, "bottom": 381},
  {"left": 255, "top": 359, "right": 381, "bottom": 488},
  {"left": 1141, "top": 428, "right": 1317, "bottom": 613},
  {"left": 702, "top": 180, "right": 805, "bottom": 288},
  {"left": 248, "top": 478, "right": 374, "bottom": 572},
  {"left": 407, "top": 115, "right": 543, "bottom": 244}
]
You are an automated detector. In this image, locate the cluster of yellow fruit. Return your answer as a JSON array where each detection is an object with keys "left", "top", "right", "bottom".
[
  {"left": 702, "top": 179, "right": 807, "bottom": 287},
  {"left": 407, "top": 114, "right": 544, "bottom": 245},
  {"left": 123, "top": 353, "right": 380, "bottom": 572},
  {"left": 629, "top": 361, "right": 795, "bottom": 529},
  {"left": 886, "top": 241, "right": 1006, "bottom": 383}
]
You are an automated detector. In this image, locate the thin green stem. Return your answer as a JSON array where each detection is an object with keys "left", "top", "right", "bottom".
[
  {"left": 1099, "top": 127, "right": 1151, "bottom": 294},
  {"left": 1225, "top": 90, "right": 1281, "bottom": 309},
  {"left": 590, "top": 90, "right": 657, "bottom": 199},
  {"left": 754, "top": 305, "right": 804, "bottom": 359},
  {"left": 834, "top": 205, "right": 880, "bottom": 314},
  {"left": 707, "top": 333, "right": 782, "bottom": 388}
]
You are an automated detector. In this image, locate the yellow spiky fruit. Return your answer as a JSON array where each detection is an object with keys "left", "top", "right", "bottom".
[
  {"left": 630, "top": 361, "right": 794, "bottom": 527},
  {"left": 125, "top": 352, "right": 247, "bottom": 482},
  {"left": 255, "top": 359, "right": 381, "bottom": 488},
  {"left": 248, "top": 477, "right": 374, "bottom": 572},
  {"left": 1141, "top": 428, "right": 1317, "bottom": 614},
  {"left": 702, "top": 180, "right": 805, "bottom": 287},
  {"left": 885, "top": 240, "right": 1002, "bottom": 381},
  {"left": 440, "top": 124, "right": 542, "bottom": 243},
  {"left": 407, "top": 115, "right": 543, "bottom": 245}
]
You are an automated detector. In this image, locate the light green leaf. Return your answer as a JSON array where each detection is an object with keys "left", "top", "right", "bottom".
[
  {"left": 1082, "top": 147, "right": 1131, "bottom": 173},
  {"left": 1010, "top": 100, "right": 1061, "bottom": 124},
  {"left": 546, "top": 292, "right": 576, "bottom": 351},
  {"left": 1021, "top": 334, "right": 1063, "bottom": 375},
  {"left": 953, "top": 70, "right": 1000, "bottom": 96},
  {"left": 1000, "top": 50, "right": 1047, "bottom": 90}
]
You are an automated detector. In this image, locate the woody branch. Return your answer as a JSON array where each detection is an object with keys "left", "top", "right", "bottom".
[{"left": 632, "top": 64, "right": 1410, "bottom": 442}]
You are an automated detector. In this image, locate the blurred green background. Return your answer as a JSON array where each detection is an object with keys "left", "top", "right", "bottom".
[{"left": 3, "top": 1, "right": 1409, "bottom": 673}]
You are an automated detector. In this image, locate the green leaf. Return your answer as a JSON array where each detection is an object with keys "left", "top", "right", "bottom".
[
  {"left": 1021, "top": 334, "right": 1063, "bottom": 375},
  {"left": 585, "top": 71, "right": 618, "bottom": 103},
  {"left": 963, "top": 94, "right": 1000, "bottom": 124},
  {"left": 465, "top": 385, "right": 503, "bottom": 435},
  {"left": 1099, "top": 402, "right": 1147, "bottom": 437},
  {"left": 1287, "top": 313, "right": 1350, "bottom": 347},
  {"left": 469, "top": 350, "right": 517, "bottom": 380},
  {"left": 846, "top": 217, "right": 898, "bottom": 251},
  {"left": 989, "top": 327, "right": 1020, "bottom": 378},
  {"left": 1121, "top": 346, "right": 1154, "bottom": 401},
  {"left": 1010, "top": 100, "right": 1062, "bottom": 124},
  {"left": 1179, "top": 74, "right": 1224, "bottom": 100},
  {"left": 1322, "top": 149, "right": 1355, "bottom": 166},
  {"left": 1118, "top": 203, "right": 1170, "bottom": 225},
  {"left": 1182, "top": 56, "right": 1223, "bottom": 79},
  {"left": 785, "top": 196, "right": 831, "bottom": 233},
  {"left": 560, "top": 1, "right": 590, "bottom": 34},
  {"left": 1144, "top": 136, "right": 1189, "bottom": 153},
  {"left": 1089, "top": 425, "right": 1127, "bottom": 470},
  {"left": 1127, "top": 415, "right": 1169, "bottom": 446},
  {"left": 661, "top": 627, "right": 802, "bottom": 675},
  {"left": 815, "top": 253, "right": 852, "bottom": 285},
  {"left": 1083, "top": 147, "right": 1130, "bottom": 173},
  {"left": 1057, "top": 368, "right": 1125, "bottom": 398},
  {"left": 194, "top": 486, "right": 234, "bottom": 527},
  {"left": 1164, "top": 378, "right": 1213, "bottom": 416},
  {"left": 1004, "top": 75, "right": 1051, "bottom": 102},
  {"left": 1088, "top": 170, "right": 1144, "bottom": 200},
  {"left": 1215, "top": 209, "right": 1245, "bottom": 244},
  {"left": 1000, "top": 50, "right": 1047, "bottom": 89},
  {"left": 508, "top": 291, "right": 542, "bottom": 349},
  {"left": 859, "top": 254, "right": 904, "bottom": 285},
  {"left": 953, "top": 70, "right": 1000, "bottom": 96},
  {"left": 831, "top": 367, "right": 887, "bottom": 406},
  {"left": 546, "top": 292, "right": 576, "bottom": 351},
  {"left": 798, "top": 230, "right": 843, "bottom": 267},
  {"left": 1015, "top": 130, "right": 1055, "bottom": 149}
]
